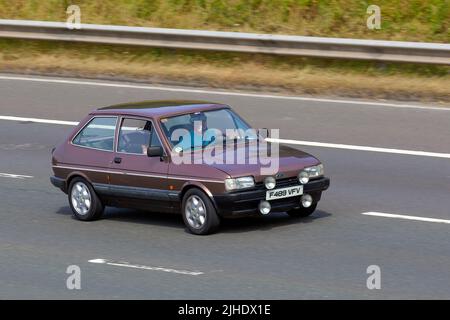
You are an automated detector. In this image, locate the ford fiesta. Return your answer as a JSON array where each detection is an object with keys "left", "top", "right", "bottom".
[{"left": 50, "top": 100, "right": 330, "bottom": 235}]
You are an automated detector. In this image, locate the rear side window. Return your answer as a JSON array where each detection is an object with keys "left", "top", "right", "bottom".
[{"left": 72, "top": 117, "right": 117, "bottom": 151}]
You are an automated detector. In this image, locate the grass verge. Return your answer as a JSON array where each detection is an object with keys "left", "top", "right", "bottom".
[{"left": 0, "top": 39, "right": 449, "bottom": 103}]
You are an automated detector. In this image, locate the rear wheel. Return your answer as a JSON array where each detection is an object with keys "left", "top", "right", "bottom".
[
  {"left": 68, "top": 177, "right": 104, "bottom": 221},
  {"left": 287, "top": 203, "right": 317, "bottom": 218},
  {"left": 182, "top": 189, "right": 220, "bottom": 235}
]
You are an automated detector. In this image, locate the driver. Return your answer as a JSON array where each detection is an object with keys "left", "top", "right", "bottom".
[
  {"left": 189, "top": 113, "right": 208, "bottom": 149},
  {"left": 174, "top": 112, "right": 208, "bottom": 151}
]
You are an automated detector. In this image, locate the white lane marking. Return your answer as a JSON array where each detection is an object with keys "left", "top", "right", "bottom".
[
  {"left": 267, "top": 138, "right": 450, "bottom": 159},
  {"left": 0, "top": 115, "right": 78, "bottom": 126},
  {"left": 88, "top": 258, "right": 204, "bottom": 276},
  {"left": 362, "top": 212, "right": 450, "bottom": 225},
  {"left": 0, "top": 172, "right": 33, "bottom": 179},
  {"left": 1, "top": 115, "right": 450, "bottom": 159},
  {"left": 0, "top": 75, "right": 449, "bottom": 111}
]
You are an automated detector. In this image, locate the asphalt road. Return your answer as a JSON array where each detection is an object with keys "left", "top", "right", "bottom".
[{"left": 0, "top": 74, "right": 449, "bottom": 299}]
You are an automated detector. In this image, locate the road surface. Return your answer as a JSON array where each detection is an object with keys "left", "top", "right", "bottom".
[{"left": 0, "top": 74, "right": 449, "bottom": 299}]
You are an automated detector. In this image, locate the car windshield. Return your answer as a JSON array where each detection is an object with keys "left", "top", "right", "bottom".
[{"left": 160, "top": 108, "right": 257, "bottom": 151}]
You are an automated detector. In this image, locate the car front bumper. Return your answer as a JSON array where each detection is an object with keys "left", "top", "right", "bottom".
[{"left": 213, "top": 177, "right": 330, "bottom": 217}]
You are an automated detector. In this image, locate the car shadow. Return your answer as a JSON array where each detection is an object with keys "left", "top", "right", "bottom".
[
  {"left": 56, "top": 206, "right": 332, "bottom": 234},
  {"left": 219, "top": 210, "right": 332, "bottom": 234},
  {"left": 56, "top": 206, "right": 185, "bottom": 230},
  {"left": 106, "top": 208, "right": 185, "bottom": 229}
]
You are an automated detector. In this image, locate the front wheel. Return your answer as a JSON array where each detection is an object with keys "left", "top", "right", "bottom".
[
  {"left": 68, "top": 177, "right": 104, "bottom": 221},
  {"left": 287, "top": 203, "right": 317, "bottom": 218},
  {"left": 182, "top": 189, "right": 220, "bottom": 235}
]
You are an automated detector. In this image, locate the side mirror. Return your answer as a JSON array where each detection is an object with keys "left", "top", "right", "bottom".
[{"left": 147, "top": 146, "right": 164, "bottom": 157}]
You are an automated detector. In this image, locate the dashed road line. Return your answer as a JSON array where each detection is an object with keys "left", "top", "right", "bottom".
[
  {"left": 88, "top": 258, "right": 204, "bottom": 276},
  {"left": 0, "top": 172, "right": 33, "bottom": 179},
  {"left": 362, "top": 212, "right": 450, "bottom": 225}
]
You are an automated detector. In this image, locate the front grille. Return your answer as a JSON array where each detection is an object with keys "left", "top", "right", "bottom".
[{"left": 255, "top": 176, "right": 299, "bottom": 189}]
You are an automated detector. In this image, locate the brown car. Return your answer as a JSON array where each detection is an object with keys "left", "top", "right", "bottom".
[{"left": 50, "top": 100, "right": 330, "bottom": 235}]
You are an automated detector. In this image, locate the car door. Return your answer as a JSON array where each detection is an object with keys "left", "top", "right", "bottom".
[{"left": 108, "top": 116, "right": 172, "bottom": 211}]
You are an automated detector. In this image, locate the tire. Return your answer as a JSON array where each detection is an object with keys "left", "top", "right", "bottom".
[
  {"left": 68, "top": 177, "right": 104, "bottom": 221},
  {"left": 182, "top": 189, "right": 220, "bottom": 235},
  {"left": 287, "top": 203, "right": 317, "bottom": 218}
]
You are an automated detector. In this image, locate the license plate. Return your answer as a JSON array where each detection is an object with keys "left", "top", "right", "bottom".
[{"left": 266, "top": 185, "right": 303, "bottom": 200}]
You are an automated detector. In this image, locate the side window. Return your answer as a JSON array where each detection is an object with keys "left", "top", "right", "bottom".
[
  {"left": 150, "top": 128, "right": 162, "bottom": 148},
  {"left": 72, "top": 117, "right": 117, "bottom": 151},
  {"left": 118, "top": 118, "right": 152, "bottom": 154}
]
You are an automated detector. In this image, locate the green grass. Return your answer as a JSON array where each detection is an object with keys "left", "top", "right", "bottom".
[{"left": 0, "top": 0, "right": 448, "bottom": 42}]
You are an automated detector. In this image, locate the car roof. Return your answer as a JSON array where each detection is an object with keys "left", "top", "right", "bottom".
[{"left": 92, "top": 100, "right": 229, "bottom": 118}]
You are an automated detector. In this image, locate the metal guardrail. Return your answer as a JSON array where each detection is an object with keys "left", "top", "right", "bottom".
[{"left": 0, "top": 19, "right": 449, "bottom": 65}]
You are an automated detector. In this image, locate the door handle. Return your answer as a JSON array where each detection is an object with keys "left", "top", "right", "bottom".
[{"left": 113, "top": 157, "right": 122, "bottom": 164}]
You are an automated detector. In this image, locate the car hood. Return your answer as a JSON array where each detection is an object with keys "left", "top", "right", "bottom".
[{"left": 204, "top": 142, "right": 320, "bottom": 182}]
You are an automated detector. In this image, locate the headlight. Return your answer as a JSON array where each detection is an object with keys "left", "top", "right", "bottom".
[
  {"left": 299, "top": 164, "right": 324, "bottom": 184},
  {"left": 304, "top": 164, "right": 324, "bottom": 178},
  {"left": 225, "top": 176, "right": 255, "bottom": 191}
]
